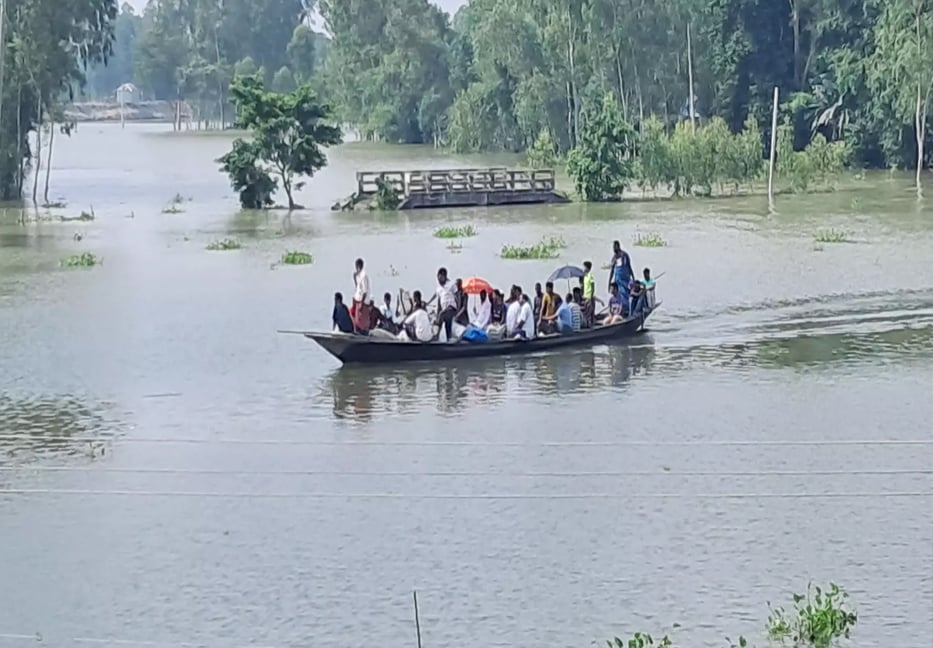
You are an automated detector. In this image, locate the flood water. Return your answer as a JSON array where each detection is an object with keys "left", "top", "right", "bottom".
[{"left": 1, "top": 123, "right": 931, "bottom": 647}]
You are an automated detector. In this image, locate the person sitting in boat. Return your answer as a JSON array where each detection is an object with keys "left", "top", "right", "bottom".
[
  {"left": 487, "top": 290, "right": 507, "bottom": 338},
  {"left": 604, "top": 282, "right": 627, "bottom": 325},
  {"left": 629, "top": 278, "right": 645, "bottom": 316},
  {"left": 427, "top": 267, "right": 457, "bottom": 341},
  {"left": 472, "top": 289, "right": 491, "bottom": 329},
  {"left": 398, "top": 291, "right": 433, "bottom": 342},
  {"left": 541, "top": 294, "right": 572, "bottom": 334},
  {"left": 506, "top": 291, "right": 535, "bottom": 339},
  {"left": 537, "top": 281, "right": 558, "bottom": 334},
  {"left": 332, "top": 292, "right": 354, "bottom": 334},
  {"left": 568, "top": 291, "right": 583, "bottom": 331},
  {"left": 374, "top": 292, "right": 399, "bottom": 334}
]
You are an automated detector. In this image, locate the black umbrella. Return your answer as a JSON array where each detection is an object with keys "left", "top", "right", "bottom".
[{"left": 547, "top": 265, "right": 585, "bottom": 292}]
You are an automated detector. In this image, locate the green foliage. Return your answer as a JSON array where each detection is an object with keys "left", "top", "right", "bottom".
[
  {"left": 270, "top": 66, "right": 297, "bottom": 94},
  {"left": 777, "top": 124, "right": 850, "bottom": 193},
  {"left": 567, "top": 95, "right": 636, "bottom": 201},
  {"left": 61, "top": 253, "right": 100, "bottom": 268},
  {"left": 766, "top": 583, "right": 857, "bottom": 648},
  {"left": 500, "top": 237, "right": 563, "bottom": 260},
  {"left": 0, "top": 0, "right": 118, "bottom": 200},
  {"left": 606, "top": 633, "right": 673, "bottom": 648},
  {"left": 633, "top": 232, "right": 668, "bottom": 248},
  {"left": 281, "top": 250, "right": 313, "bottom": 265},
  {"left": 814, "top": 229, "right": 854, "bottom": 243},
  {"left": 218, "top": 75, "right": 342, "bottom": 210},
  {"left": 206, "top": 238, "right": 242, "bottom": 251},
  {"left": 527, "top": 129, "right": 559, "bottom": 169},
  {"left": 161, "top": 193, "right": 186, "bottom": 214},
  {"left": 433, "top": 225, "right": 477, "bottom": 239},
  {"left": 374, "top": 178, "right": 401, "bottom": 210}
]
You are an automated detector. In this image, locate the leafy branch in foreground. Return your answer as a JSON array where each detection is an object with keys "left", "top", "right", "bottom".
[
  {"left": 608, "top": 583, "right": 856, "bottom": 648},
  {"left": 218, "top": 75, "right": 342, "bottom": 210}
]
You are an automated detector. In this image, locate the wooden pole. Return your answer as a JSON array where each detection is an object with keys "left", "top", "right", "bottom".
[
  {"left": 768, "top": 86, "right": 779, "bottom": 208},
  {"left": 686, "top": 23, "right": 696, "bottom": 131},
  {"left": 413, "top": 591, "right": 423, "bottom": 648}
]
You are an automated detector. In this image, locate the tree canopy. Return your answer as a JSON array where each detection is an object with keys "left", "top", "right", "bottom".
[{"left": 218, "top": 75, "right": 342, "bottom": 210}]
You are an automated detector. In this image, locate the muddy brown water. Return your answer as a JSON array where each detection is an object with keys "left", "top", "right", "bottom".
[{"left": 1, "top": 123, "right": 931, "bottom": 647}]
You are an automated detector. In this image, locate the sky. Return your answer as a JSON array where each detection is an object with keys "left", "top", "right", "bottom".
[{"left": 124, "top": 0, "right": 467, "bottom": 16}]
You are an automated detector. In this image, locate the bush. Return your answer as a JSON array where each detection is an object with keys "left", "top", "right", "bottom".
[
  {"left": 374, "top": 177, "right": 401, "bottom": 210},
  {"left": 527, "top": 128, "right": 559, "bottom": 169}
]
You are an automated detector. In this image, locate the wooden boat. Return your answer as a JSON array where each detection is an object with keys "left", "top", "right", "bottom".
[{"left": 294, "top": 304, "right": 659, "bottom": 365}]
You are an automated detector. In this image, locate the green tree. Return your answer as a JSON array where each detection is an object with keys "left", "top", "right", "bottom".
[
  {"left": 566, "top": 94, "right": 636, "bottom": 201},
  {"left": 218, "top": 75, "right": 342, "bottom": 210},
  {"left": 0, "top": 0, "right": 118, "bottom": 200},
  {"left": 271, "top": 66, "right": 297, "bottom": 93}
]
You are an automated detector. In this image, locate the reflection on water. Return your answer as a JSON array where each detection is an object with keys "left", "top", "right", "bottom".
[
  {"left": 0, "top": 395, "right": 120, "bottom": 462},
  {"left": 327, "top": 340, "right": 657, "bottom": 421}
]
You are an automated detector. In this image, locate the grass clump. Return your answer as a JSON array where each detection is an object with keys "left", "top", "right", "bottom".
[
  {"left": 813, "top": 229, "right": 853, "bottom": 244},
  {"left": 61, "top": 253, "right": 99, "bottom": 267},
  {"left": 206, "top": 238, "right": 242, "bottom": 251},
  {"left": 766, "top": 583, "right": 857, "bottom": 648},
  {"left": 434, "top": 224, "right": 477, "bottom": 239},
  {"left": 161, "top": 193, "right": 187, "bottom": 214},
  {"left": 281, "top": 250, "right": 313, "bottom": 265},
  {"left": 633, "top": 232, "right": 668, "bottom": 247},
  {"left": 500, "top": 237, "right": 562, "bottom": 260}
]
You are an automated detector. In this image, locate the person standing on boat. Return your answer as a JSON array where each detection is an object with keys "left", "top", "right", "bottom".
[
  {"left": 581, "top": 261, "right": 596, "bottom": 327},
  {"left": 608, "top": 240, "right": 635, "bottom": 292},
  {"left": 532, "top": 283, "right": 544, "bottom": 334},
  {"left": 351, "top": 258, "right": 371, "bottom": 326},
  {"left": 454, "top": 278, "right": 470, "bottom": 327},
  {"left": 427, "top": 267, "right": 457, "bottom": 341}
]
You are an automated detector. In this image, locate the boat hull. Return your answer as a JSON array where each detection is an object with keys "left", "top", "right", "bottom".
[{"left": 303, "top": 306, "right": 657, "bottom": 365}]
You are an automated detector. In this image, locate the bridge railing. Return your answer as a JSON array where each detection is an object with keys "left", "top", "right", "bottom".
[{"left": 356, "top": 168, "right": 556, "bottom": 196}]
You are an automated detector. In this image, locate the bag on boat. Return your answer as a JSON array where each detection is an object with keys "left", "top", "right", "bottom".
[
  {"left": 486, "top": 323, "right": 505, "bottom": 340},
  {"left": 450, "top": 321, "right": 467, "bottom": 341},
  {"left": 368, "top": 328, "right": 395, "bottom": 340},
  {"left": 461, "top": 325, "right": 489, "bottom": 343}
]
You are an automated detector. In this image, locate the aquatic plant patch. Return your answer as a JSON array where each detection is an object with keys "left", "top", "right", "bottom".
[
  {"left": 500, "top": 238, "right": 562, "bottom": 260},
  {"left": 633, "top": 232, "right": 668, "bottom": 247},
  {"left": 61, "top": 253, "right": 99, "bottom": 267},
  {"left": 281, "top": 250, "right": 313, "bottom": 265},
  {"left": 434, "top": 224, "right": 477, "bottom": 239},
  {"left": 813, "top": 229, "right": 853, "bottom": 243},
  {"left": 206, "top": 238, "right": 242, "bottom": 251}
]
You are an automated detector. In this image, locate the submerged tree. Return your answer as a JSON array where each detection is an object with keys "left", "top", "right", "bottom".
[
  {"left": 218, "top": 75, "right": 342, "bottom": 210},
  {"left": 566, "top": 94, "right": 636, "bottom": 201}
]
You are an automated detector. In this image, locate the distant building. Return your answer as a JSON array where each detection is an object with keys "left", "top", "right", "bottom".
[{"left": 115, "top": 83, "right": 139, "bottom": 105}]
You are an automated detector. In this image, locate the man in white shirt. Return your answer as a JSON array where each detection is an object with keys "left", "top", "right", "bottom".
[
  {"left": 472, "top": 290, "right": 491, "bottom": 329},
  {"left": 352, "top": 258, "right": 370, "bottom": 328},
  {"left": 505, "top": 286, "right": 523, "bottom": 337},
  {"left": 398, "top": 290, "right": 433, "bottom": 342},
  {"left": 427, "top": 267, "right": 457, "bottom": 340},
  {"left": 518, "top": 293, "right": 535, "bottom": 339}
]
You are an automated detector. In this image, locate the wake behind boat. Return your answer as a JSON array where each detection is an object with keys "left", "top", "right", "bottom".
[{"left": 292, "top": 304, "right": 658, "bottom": 365}]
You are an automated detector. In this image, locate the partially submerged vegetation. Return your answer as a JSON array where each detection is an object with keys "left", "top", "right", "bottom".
[
  {"left": 61, "top": 253, "right": 99, "bottom": 268},
  {"left": 206, "top": 238, "right": 242, "bottom": 251},
  {"left": 500, "top": 237, "right": 563, "bottom": 260},
  {"left": 218, "top": 76, "right": 342, "bottom": 210},
  {"left": 161, "top": 193, "right": 187, "bottom": 214},
  {"left": 610, "top": 583, "right": 856, "bottom": 648},
  {"left": 374, "top": 178, "right": 401, "bottom": 210},
  {"left": 60, "top": 208, "right": 95, "bottom": 222},
  {"left": 434, "top": 224, "right": 477, "bottom": 239},
  {"left": 281, "top": 250, "right": 313, "bottom": 265},
  {"left": 633, "top": 232, "right": 668, "bottom": 248},
  {"left": 814, "top": 229, "right": 854, "bottom": 244}
]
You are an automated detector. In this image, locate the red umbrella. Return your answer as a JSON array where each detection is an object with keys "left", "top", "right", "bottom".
[{"left": 462, "top": 276, "right": 493, "bottom": 295}]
